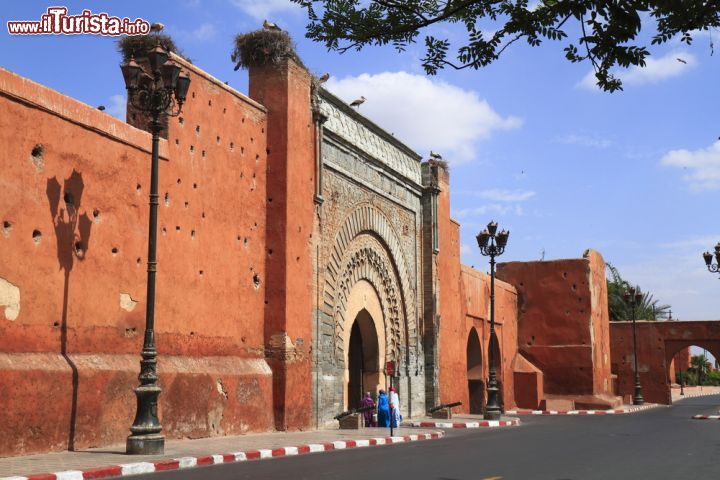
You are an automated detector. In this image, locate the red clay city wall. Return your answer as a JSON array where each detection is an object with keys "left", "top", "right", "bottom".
[
  {"left": 0, "top": 56, "right": 274, "bottom": 456},
  {"left": 610, "top": 320, "right": 720, "bottom": 404},
  {"left": 497, "top": 251, "right": 618, "bottom": 409},
  {"left": 434, "top": 165, "right": 520, "bottom": 413},
  {"left": 248, "top": 59, "right": 316, "bottom": 431},
  {"left": 461, "top": 265, "right": 519, "bottom": 412}
]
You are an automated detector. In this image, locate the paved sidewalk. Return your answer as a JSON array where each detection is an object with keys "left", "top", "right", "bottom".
[
  {"left": 403, "top": 414, "right": 520, "bottom": 429},
  {"left": 505, "top": 404, "right": 661, "bottom": 415},
  {"left": 671, "top": 386, "right": 720, "bottom": 402},
  {"left": 0, "top": 427, "right": 442, "bottom": 480}
]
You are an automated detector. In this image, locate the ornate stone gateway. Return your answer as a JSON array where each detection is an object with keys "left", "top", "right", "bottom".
[{"left": 313, "top": 90, "right": 426, "bottom": 425}]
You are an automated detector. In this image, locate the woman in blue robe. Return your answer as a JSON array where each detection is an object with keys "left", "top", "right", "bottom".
[{"left": 376, "top": 389, "right": 390, "bottom": 427}]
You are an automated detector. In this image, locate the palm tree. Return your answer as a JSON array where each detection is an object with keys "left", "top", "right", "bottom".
[
  {"left": 690, "top": 354, "right": 712, "bottom": 385},
  {"left": 635, "top": 290, "right": 671, "bottom": 320},
  {"left": 606, "top": 263, "right": 671, "bottom": 321},
  {"left": 606, "top": 263, "right": 629, "bottom": 321}
]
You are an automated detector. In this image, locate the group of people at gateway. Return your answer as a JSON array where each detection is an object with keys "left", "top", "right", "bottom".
[{"left": 360, "top": 387, "right": 402, "bottom": 427}]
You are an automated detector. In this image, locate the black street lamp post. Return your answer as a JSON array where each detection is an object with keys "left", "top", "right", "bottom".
[
  {"left": 702, "top": 243, "right": 720, "bottom": 278},
  {"left": 680, "top": 368, "right": 684, "bottom": 396},
  {"left": 624, "top": 286, "right": 644, "bottom": 405},
  {"left": 121, "top": 45, "right": 190, "bottom": 455},
  {"left": 476, "top": 221, "right": 509, "bottom": 421}
]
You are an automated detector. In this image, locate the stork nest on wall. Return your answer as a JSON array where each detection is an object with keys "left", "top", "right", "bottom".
[
  {"left": 117, "top": 34, "right": 186, "bottom": 62},
  {"left": 428, "top": 158, "right": 449, "bottom": 171},
  {"left": 231, "top": 29, "right": 304, "bottom": 70}
]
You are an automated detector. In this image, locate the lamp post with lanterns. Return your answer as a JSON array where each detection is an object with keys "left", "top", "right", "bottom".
[
  {"left": 120, "top": 45, "right": 190, "bottom": 455},
  {"left": 624, "top": 286, "right": 644, "bottom": 406},
  {"left": 702, "top": 243, "right": 720, "bottom": 277},
  {"left": 476, "top": 221, "right": 509, "bottom": 420}
]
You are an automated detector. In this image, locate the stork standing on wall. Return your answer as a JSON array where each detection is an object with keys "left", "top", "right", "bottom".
[
  {"left": 349, "top": 96, "right": 366, "bottom": 108},
  {"left": 430, "top": 151, "right": 442, "bottom": 160},
  {"left": 149, "top": 22, "right": 164, "bottom": 33},
  {"left": 263, "top": 19, "right": 282, "bottom": 31}
]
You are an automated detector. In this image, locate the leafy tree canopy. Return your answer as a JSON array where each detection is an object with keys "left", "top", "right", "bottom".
[{"left": 291, "top": 0, "right": 720, "bottom": 92}]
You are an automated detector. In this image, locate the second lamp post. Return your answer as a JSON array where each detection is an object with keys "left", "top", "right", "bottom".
[
  {"left": 476, "top": 221, "right": 509, "bottom": 420},
  {"left": 624, "top": 286, "right": 645, "bottom": 405}
]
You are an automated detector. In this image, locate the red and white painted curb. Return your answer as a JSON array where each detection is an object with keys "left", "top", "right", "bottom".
[
  {"left": 692, "top": 415, "right": 720, "bottom": 420},
  {"left": 405, "top": 418, "right": 519, "bottom": 428},
  {"left": 505, "top": 404, "right": 659, "bottom": 415},
  {"left": 1, "top": 432, "right": 443, "bottom": 480},
  {"left": 674, "top": 390, "right": 720, "bottom": 400}
]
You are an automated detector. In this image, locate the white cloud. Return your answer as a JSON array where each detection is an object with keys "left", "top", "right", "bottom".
[
  {"left": 659, "top": 235, "right": 720, "bottom": 250},
  {"left": 231, "top": 0, "right": 301, "bottom": 21},
  {"left": 660, "top": 141, "right": 720, "bottom": 191},
  {"left": 170, "top": 22, "right": 218, "bottom": 43},
  {"left": 556, "top": 133, "right": 612, "bottom": 148},
  {"left": 452, "top": 204, "right": 524, "bottom": 218},
  {"left": 106, "top": 94, "right": 126, "bottom": 121},
  {"left": 460, "top": 244, "right": 473, "bottom": 256},
  {"left": 326, "top": 71, "right": 522, "bottom": 163},
  {"left": 578, "top": 51, "right": 697, "bottom": 90},
  {"left": 476, "top": 189, "right": 536, "bottom": 202},
  {"left": 190, "top": 23, "right": 217, "bottom": 41}
]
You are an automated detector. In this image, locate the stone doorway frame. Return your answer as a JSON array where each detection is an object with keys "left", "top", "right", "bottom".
[{"left": 342, "top": 280, "right": 386, "bottom": 410}]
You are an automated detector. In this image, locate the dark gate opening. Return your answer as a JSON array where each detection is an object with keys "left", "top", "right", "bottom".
[
  {"left": 348, "top": 321, "right": 363, "bottom": 409},
  {"left": 467, "top": 328, "right": 484, "bottom": 414},
  {"left": 347, "top": 309, "right": 380, "bottom": 410}
]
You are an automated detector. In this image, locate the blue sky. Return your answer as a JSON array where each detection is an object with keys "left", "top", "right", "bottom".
[{"left": 3, "top": 1, "right": 720, "bottom": 322}]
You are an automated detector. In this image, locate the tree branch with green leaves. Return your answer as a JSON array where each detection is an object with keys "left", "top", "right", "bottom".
[{"left": 291, "top": 0, "right": 720, "bottom": 92}]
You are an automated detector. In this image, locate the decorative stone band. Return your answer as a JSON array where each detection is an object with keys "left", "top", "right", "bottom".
[
  {"left": 505, "top": 404, "right": 661, "bottom": 415},
  {"left": 405, "top": 419, "right": 520, "bottom": 428},
  {"left": 1, "top": 432, "right": 444, "bottom": 480},
  {"left": 319, "top": 91, "right": 422, "bottom": 186}
]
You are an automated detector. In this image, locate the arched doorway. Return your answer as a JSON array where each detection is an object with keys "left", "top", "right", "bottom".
[
  {"left": 347, "top": 309, "right": 380, "bottom": 409},
  {"left": 666, "top": 343, "right": 720, "bottom": 391},
  {"left": 467, "top": 328, "right": 484, "bottom": 414},
  {"left": 342, "top": 280, "right": 386, "bottom": 410}
]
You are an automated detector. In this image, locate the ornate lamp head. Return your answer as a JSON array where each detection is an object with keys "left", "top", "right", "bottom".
[
  {"left": 175, "top": 71, "right": 191, "bottom": 104},
  {"left": 487, "top": 221, "right": 498, "bottom": 237},
  {"left": 148, "top": 44, "right": 169, "bottom": 72},
  {"left": 496, "top": 229, "right": 509, "bottom": 248},
  {"left": 120, "top": 56, "right": 142, "bottom": 90},
  {"left": 476, "top": 230, "right": 490, "bottom": 248},
  {"left": 161, "top": 59, "right": 181, "bottom": 90},
  {"left": 703, "top": 251, "right": 713, "bottom": 266}
]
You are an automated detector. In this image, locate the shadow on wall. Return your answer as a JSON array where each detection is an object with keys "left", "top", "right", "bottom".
[{"left": 46, "top": 170, "right": 92, "bottom": 451}]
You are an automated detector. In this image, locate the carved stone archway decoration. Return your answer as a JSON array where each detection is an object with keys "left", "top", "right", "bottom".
[
  {"left": 323, "top": 204, "right": 417, "bottom": 369},
  {"left": 334, "top": 239, "right": 402, "bottom": 363}
]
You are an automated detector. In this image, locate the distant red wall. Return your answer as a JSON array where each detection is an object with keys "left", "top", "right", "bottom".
[
  {"left": 0, "top": 56, "right": 274, "bottom": 455},
  {"left": 461, "top": 266, "right": 518, "bottom": 411},
  {"left": 610, "top": 321, "right": 720, "bottom": 404},
  {"left": 497, "top": 252, "right": 615, "bottom": 402},
  {"left": 435, "top": 166, "right": 519, "bottom": 412}
]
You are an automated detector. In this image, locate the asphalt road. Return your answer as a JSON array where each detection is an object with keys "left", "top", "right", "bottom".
[{"left": 137, "top": 394, "right": 720, "bottom": 480}]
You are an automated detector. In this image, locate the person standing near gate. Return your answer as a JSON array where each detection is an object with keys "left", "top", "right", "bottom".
[
  {"left": 360, "top": 391, "right": 375, "bottom": 427},
  {"left": 377, "top": 389, "right": 390, "bottom": 427},
  {"left": 389, "top": 387, "right": 401, "bottom": 427}
]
